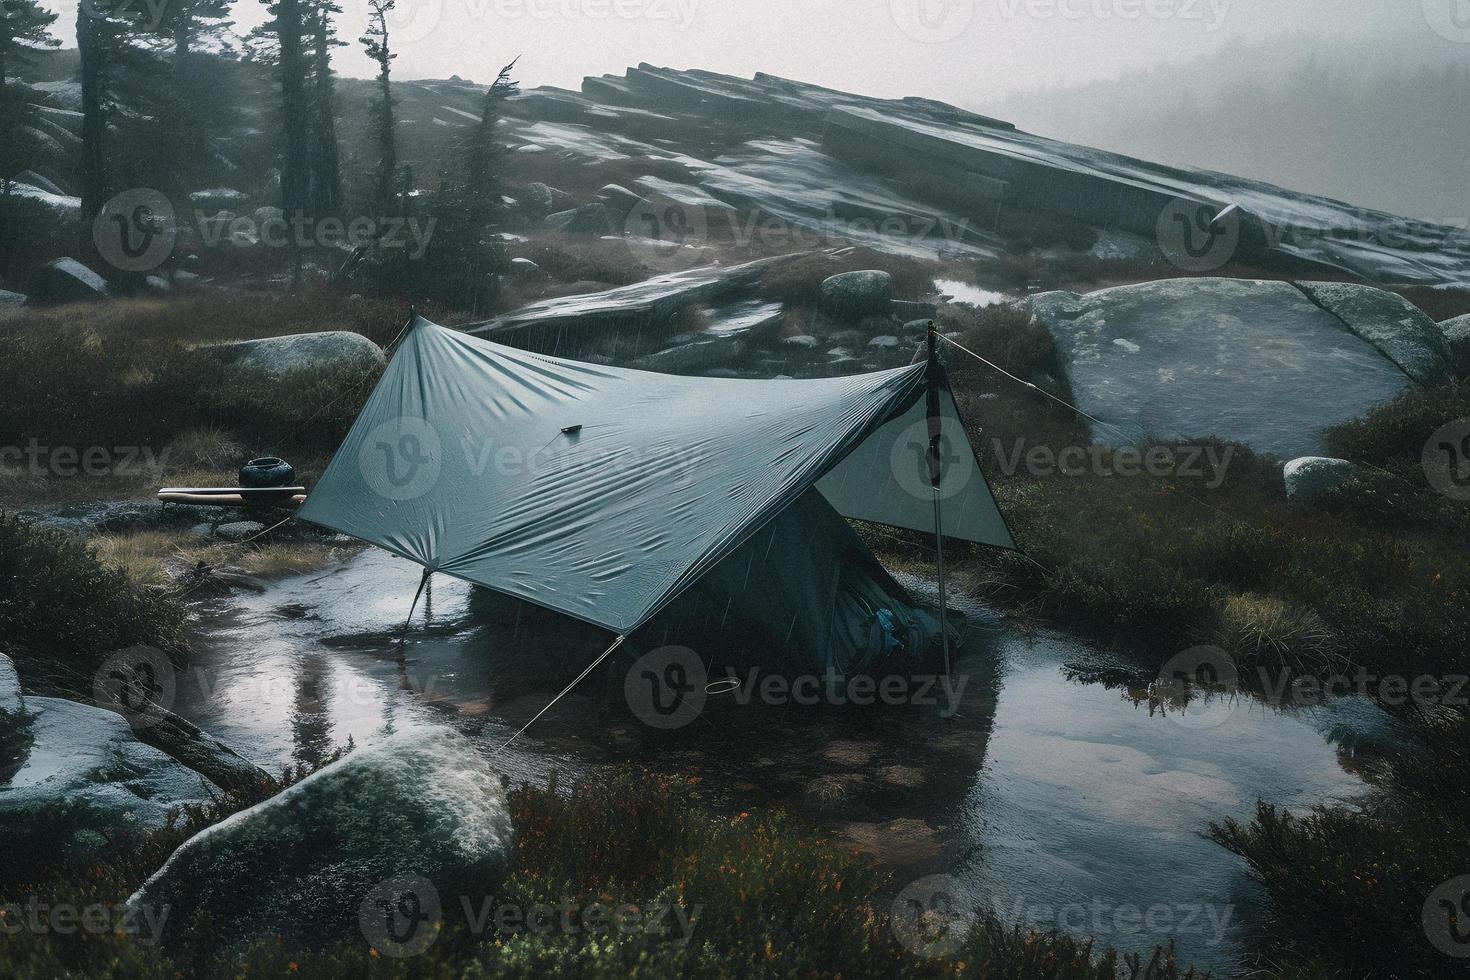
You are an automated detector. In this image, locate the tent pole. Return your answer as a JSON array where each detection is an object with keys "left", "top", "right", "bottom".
[
  {"left": 933, "top": 487, "right": 951, "bottom": 682},
  {"left": 398, "top": 569, "right": 431, "bottom": 664},
  {"left": 925, "top": 321, "right": 952, "bottom": 687}
]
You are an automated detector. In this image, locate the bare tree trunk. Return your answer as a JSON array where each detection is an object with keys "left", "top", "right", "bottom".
[
  {"left": 276, "top": 0, "right": 310, "bottom": 282},
  {"left": 76, "top": 8, "right": 108, "bottom": 238}
]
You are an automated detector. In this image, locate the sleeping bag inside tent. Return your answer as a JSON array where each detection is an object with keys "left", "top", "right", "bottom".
[{"left": 296, "top": 315, "right": 1015, "bottom": 674}]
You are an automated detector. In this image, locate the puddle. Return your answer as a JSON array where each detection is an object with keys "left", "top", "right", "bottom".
[{"left": 173, "top": 547, "right": 1386, "bottom": 976}]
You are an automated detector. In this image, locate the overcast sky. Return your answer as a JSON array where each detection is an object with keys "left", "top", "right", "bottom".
[{"left": 42, "top": 0, "right": 1445, "bottom": 101}]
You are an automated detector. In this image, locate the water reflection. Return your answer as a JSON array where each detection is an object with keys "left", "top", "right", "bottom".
[{"left": 173, "top": 547, "right": 1389, "bottom": 977}]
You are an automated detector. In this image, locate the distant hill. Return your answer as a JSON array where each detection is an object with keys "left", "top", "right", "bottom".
[{"left": 973, "top": 32, "right": 1470, "bottom": 221}]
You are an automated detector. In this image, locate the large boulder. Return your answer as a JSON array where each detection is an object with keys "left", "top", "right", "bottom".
[
  {"left": 1283, "top": 457, "right": 1361, "bottom": 502},
  {"left": 1294, "top": 282, "right": 1453, "bottom": 385},
  {"left": 205, "top": 331, "right": 386, "bottom": 392},
  {"left": 0, "top": 288, "right": 26, "bottom": 308},
  {"left": 545, "top": 202, "right": 616, "bottom": 234},
  {"left": 1029, "top": 278, "right": 1427, "bottom": 458},
  {"left": 821, "top": 270, "right": 894, "bottom": 315},
  {"left": 595, "top": 182, "right": 645, "bottom": 217},
  {"left": 0, "top": 696, "right": 214, "bottom": 835},
  {"left": 128, "top": 730, "right": 513, "bottom": 952},
  {"left": 0, "top": 654, "right": 27, "bottom": 781},
  {"left": 27, "top": 257, "right": 111, "bottom": 305},
  {"left": 1440, "top": 313, "right": 1470, "bottom": 377}
]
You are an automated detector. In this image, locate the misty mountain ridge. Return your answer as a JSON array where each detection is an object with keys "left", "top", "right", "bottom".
[{"left": 975, "top": 29, "right": 1470, "bottom": 221}]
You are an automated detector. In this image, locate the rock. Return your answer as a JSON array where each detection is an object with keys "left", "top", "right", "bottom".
[
  {"left": 143, "top": 274, "right": 171, "bottom": 294},
  {"left": 702, "top": 298, "right": 783, "bottom": 339},
  {"left": 545, "top": 202, "right": 616, "bottom": 234},
  {"left": 522, "top": 181, "right": 565, "bottom": 215},
  {"left": 902, "top": 318, "right": 932, "bottom": 336},
  {"left": 891, "top": 300, "right": 939, "bottom": 320},
  {"left": 215, "top": 521, "right": 267, "bottom": 541},
  {"left": 1294, "top": 282, "right": 1452, "bottom": 384},
  {"left": 27, "top": 257, "right": 111, "bottom": 305},
  {"left": 820, "top": 270, "right": 894, "bottom": 315},
  {"left": 13, "top": 169, "right": 66, "bottom": 195},
  {"left": 127, "top": 730, "right": 513, "bottom": 952},
  {"left": 782, "top": 334, "right": 820, "bottom": 348},
  {"left": 173, "top": 269, "right": 202, "bottom": 286},
  {"left": 471, "top": 256, "right": 781, "bottom": 342},
  {"left": 0, "top": 289, "right": 26, "bottom": 308},
  {"left": 204, "top": 332, "right": 385, "bottom": 400},
  {"left": 1030, "top": 278, "right": 1424, "bottom": 458},
  {"left": 0, "top": 696, "right": 213, "bottom": 833},
  {"left": 0, "top": 654, "right": 26, "bottom": 782},
  {"left": 1439, "top": 313, "right": 1470, "bottom": 376},
  {"left": 868, "top": 335, "right": 900, "bottom": 348},
  {"left": 1284, "top": 457, "right": 1361, "bottom": 502},
  {"left": 595, "top": 182, "right": 645, "bottom": 217},
  {"left": 638, "top": 336, "right": 745, "bottom": 374},
  {"left": 252, "top": 205, "right": 284, "bottom": 226},
  {"left": 508, "top": 256, "right": 545, "bottom": 281},
  {"left": 189, "top": 187, "right": 250, "bottom": 210}
]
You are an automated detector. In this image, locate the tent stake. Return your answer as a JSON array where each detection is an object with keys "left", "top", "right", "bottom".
[{"left": 398, "top": 569, "right": 431, "bottom": 664}]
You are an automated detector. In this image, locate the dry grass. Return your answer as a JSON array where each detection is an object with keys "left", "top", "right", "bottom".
[
  {"left": 1214, "top": 592, "right": 1343, "bottom": 667},
  {"left": 91, "top": 528, "right": 353, "bottom": 585}
]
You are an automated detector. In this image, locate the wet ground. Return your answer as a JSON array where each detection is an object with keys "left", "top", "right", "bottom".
[{"left": 172, "top": 546, "right": 1395, "bottom": 975}]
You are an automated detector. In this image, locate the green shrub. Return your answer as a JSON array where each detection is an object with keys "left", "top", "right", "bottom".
[
  {"left": 1208, "top": 710, "right": 1470, "bottom": 978},
  {"left": 0, "top": 513, "right": 185, "bottom": 690},
  {"left": 1325, "top": 380, "right": 1470, "bottom": 476},
  {"left": 1, "top": 768, "right": 1201, "bottom": 980}
]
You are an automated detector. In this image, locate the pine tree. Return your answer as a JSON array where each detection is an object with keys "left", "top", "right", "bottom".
[
  {"left": 307, "top": 0, "right": 343, "bottom": 217},
  {"left": 422, "top": 60, "right": 518, "bottom": 312},
  {"left": 257, "top": 0, "right": 310, "bottom": 223},
  {"left": 0, "top": 0, "right": 60, "bottom": 196},
  {"left": 359, "top": 0, "right": 397, "bottom": 217}
]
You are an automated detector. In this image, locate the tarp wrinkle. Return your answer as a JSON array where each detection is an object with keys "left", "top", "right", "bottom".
[{"left": 298, "top": 317, "right": 1015, "bottom": 636}]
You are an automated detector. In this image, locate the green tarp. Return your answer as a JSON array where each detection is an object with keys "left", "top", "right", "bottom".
[{"left": 298, "top": 316, "right": 1014, "bottom": 667}]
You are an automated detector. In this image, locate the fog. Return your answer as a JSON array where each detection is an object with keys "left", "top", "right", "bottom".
[{"left": 38, "top": 0, "right": 1469, "bottom": 216}]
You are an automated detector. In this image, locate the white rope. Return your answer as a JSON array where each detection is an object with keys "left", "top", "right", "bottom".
[
  {"left": 936, "top": 333, "right": 1136, "bottom": 444},
  {"left": 489, "top": 633, "right": 627, "bottom": 756}
]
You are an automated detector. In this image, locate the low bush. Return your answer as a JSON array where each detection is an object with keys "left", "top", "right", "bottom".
[
  {"left": 1208, "top": 709, "right": 1470, "bottom": 979},
  {"left": 0, "top": 769, "right": 1202, "bottom": 980},
  {"left": 0, "top": 513, "right": 185, "bottom": 691}
]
